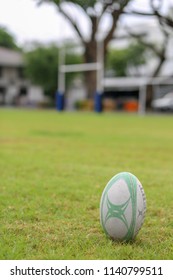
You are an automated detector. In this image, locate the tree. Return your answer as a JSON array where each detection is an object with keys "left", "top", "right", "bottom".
[
  {"left": 125, "top": 0, "right": 173, "bottom": 106},
  {"left": 24, "top": 44, "right": 82, "bottom": 99},
  {"left": 36, "top": 0, "right": 133, "bottom": 98},
  {"left": 106, "top": 42, "right": 147, "bottom": 76},
  {"left": 129, "top": 0, "right": 173, "bottom": 30},
  {"left": 126, "top": 0, "right": 173, "bottom": 77},
  {"left": 0, "top": 26, "right": 19, "bottom": 50}
]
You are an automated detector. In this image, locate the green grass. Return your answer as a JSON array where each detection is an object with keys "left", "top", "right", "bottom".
[{"left": 0, "top": 109, "right": 173, "bottom": 260}]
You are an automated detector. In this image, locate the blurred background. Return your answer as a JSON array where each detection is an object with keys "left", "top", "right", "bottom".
[{"left": 0, "top": 0, "right": 173, "bottom": 113}]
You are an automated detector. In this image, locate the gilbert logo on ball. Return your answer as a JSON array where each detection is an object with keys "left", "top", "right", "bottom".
[{"left": 100, "top": 172, "right": 146, "bottom": 241}]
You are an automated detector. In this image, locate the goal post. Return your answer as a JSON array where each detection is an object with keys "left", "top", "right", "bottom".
[
  {"left": 56, "top": 38, "right": 104, "bottom": 112},
  {"left": 56, "top": 45, "right": 65, "bottom": 111},
  {"left": 95, "top": 38, "right": 104, "bottom": 112}
]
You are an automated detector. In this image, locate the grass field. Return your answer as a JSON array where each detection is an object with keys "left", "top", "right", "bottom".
[{"left": 0, "top": 109, "right": 173, "bottom": 260}]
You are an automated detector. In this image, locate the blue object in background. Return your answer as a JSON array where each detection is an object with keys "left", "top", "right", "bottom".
[
  {"left": 94, "top": 92, "right": 102, "bottom": 112},
  {"left": 56, "top": 91, "right": 65, "bottom": 111}
]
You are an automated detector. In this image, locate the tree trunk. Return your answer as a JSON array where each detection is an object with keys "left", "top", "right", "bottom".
[
  {"left": 84, "top": 70, "right": 97, "bottom": 99},
  {"left": 83, "top": 41, "right": 97, "bottom": 99},
  {"left": 146, "top": 84, "right": 153, "bottom": 109}
]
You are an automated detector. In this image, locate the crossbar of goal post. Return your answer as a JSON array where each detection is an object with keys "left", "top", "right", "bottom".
[
  {"left": 60, "top": 63, "right": 101, "bottom": 73},
  {"left": 56, "top": 39, "right": 104, "bottom": 112}
]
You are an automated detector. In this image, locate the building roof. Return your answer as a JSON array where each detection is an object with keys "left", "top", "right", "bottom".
[
  {"left": 103, "top": 77, "right": 173, "bottom": 89},
  {"left": 0, "top": 47, "right": 23, "bottom": 67}
]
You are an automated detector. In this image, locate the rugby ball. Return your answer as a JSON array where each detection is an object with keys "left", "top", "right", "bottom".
[{"left": 100, "top": 172, "right": 146, "bottom": 241}]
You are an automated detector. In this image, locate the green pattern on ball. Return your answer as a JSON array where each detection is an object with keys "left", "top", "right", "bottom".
[
  {"left": 100, "top": 172, "right": 137, "bottom": 241},
  {"left": 105, "top": 196, "right": 130, "bottom": 230}
]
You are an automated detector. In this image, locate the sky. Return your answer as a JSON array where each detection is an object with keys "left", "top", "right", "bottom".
[{"left": 0, "top": 0, "right": 172, "bottom": 47}]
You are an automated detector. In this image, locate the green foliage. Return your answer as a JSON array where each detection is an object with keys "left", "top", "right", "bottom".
[
  {"left": 25, "top": 45, "right": 58, "bottom": 98},
  {"left": 0, "top": 109, "right": 173, "bottom": 259},
  {"left": 39, "top": 0, "right": 96, "bottom": 8},
  {"left": 107, "top": 43, "right": 147, "bottom": 76},
  {"left": 24, "top": 44, "right": 82, "bottom": 98},
  {"left": 65, "top": 0, "right": 96, "bottom": 8},
  {"left": 0, "top": 26, "right": 19, "bottom": 50}
]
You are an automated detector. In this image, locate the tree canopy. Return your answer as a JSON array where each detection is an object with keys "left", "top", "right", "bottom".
[
  {"left": 24, "top": 44, "right": 82, "bottom": 98},
  {"left": 37, "top": 0, "right": 132, "bottom": 46},
  {"left": 0, "top": 26, "right": 19, "bottom": 50},
  {"left": 107, "top": 43, "right": 147, "bottom": 77}
]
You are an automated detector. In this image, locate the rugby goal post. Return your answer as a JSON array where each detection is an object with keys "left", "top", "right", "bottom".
[{"left": 56, "top": 39, "right": 104, "bottom": 112}]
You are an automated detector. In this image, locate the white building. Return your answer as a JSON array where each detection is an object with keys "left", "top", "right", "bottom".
[{"left": 0, "top": 47, "right": 45, "bottom": 106}]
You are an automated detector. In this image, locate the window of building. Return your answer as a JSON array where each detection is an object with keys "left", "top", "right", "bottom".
[
  {"left": 19, "top": 87, "right": 27, "bottom": 96},
  {"left": 18, "top": 67, "right": 25, "bottom": 78},
  {"left": 0, "top": 66, "right": 2, "bottom": 77},
  {"left": 0, "top": 87, "right": 6, "bottom": 104}
]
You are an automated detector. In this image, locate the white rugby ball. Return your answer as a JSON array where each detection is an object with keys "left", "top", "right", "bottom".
[{"left": 100, "top": 172, "right": 146, "bottom": 241}]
